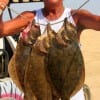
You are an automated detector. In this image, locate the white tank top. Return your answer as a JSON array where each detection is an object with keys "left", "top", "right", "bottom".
[{"left": 34, "top": 8, "right": 76, "bottom": 34}]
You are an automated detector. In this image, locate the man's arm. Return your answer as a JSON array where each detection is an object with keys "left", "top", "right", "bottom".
[
  {"left": 77, "top": 9, "right": 100, "bottom": 31},
  {"left": 0, "top": 11, "right": 34, "bottom": 38},
  {"left": 0, "top": 0, "right": 35, "bottom": 38}
]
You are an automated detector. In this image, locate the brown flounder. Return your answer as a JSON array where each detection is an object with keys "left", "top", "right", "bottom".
[
  {"left": 46, "top": 18, "right": 85, "bottom": 100},
  {"left": 23, "top": 25, "right": 60, "bottom": 100},
  {"left": 8, "top": 21, "right": 41, "bottom": 92}
]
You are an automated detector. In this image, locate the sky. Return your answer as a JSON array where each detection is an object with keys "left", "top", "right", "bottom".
[{"left": 3, "top": 0, "right": 100, "bottom": 21}]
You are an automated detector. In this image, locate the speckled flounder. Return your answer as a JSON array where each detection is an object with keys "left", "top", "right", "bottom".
[
  {"left": 8, "top": 21, "right": 41, "bottom": 93},
  {"left": 46, "top": 18, "right": 85, "bottom": 100},
  {"left": 23, "top": 28, "right": 60, "bottom": 100}
]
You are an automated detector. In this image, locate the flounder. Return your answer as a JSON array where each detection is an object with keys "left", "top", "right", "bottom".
[
  {"left": 8, "top": 21, "right": 41, "bottom": 92},
  {"left": 46, "top": 18, "right": 85, "bottom": 100},
  {"left": 24, "top": 25, "right": 59, "bottom": 100}
]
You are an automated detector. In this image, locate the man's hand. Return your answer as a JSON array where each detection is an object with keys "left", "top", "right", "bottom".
[{"left": 0, "top": 0, "right": 9, "bottom": 14}]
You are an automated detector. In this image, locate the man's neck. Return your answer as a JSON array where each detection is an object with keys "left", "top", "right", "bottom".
[{"left": 42, "top": 4, "right": 65, "bottom": 21}]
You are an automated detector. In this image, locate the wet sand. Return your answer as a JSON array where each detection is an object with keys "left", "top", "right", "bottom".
[{"left": 80, "top": 29, "right": 100, "bottom": 100}]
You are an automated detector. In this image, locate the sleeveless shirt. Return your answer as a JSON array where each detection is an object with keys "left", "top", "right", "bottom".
[{"left": 34, "top": 8, "right": 76, "bottom": 34}]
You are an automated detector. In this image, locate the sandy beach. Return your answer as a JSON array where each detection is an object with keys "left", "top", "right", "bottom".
[{"left": 80, "top": 29, "right": 100, "bottom": 100}]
